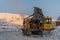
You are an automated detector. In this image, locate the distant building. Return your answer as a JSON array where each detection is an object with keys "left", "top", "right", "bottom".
[
  {"left": 56, "top": 20, "right": 60, "bottom": 26},
  {"left": 56, "top": 16, "right": 60, "bottom": 26}
]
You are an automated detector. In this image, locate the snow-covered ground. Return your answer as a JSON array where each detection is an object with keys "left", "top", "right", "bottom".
[
  {"left": 0, "top": 19, "right": 59, "bottom": 40},
  {"left": 0, "top": 19, "right": 21, "bottom": 32},
  {"left": 0, "top": 26, "right": 59, "bottom": 40},
  {"left": 0, "top": 20, "right": 59, "bottom": 40}
]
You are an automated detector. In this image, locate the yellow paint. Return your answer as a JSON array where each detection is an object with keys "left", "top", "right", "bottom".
[{"left": 43, "top": 24, "right": 53, "bottom": 29}]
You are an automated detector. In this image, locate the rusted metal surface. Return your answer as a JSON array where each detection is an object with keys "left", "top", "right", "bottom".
[{"left": 56, "top": 21, "right": 60, "bottom": 26}]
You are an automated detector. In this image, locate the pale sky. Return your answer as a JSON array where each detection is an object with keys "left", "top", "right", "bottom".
[{"left": 0, "top": 0, "right": 60, "bottom": 18}]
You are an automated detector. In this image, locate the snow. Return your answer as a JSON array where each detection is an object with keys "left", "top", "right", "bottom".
[
  {"left": 0, "top": 25, "right": 59, "bottom": 40},
  {"left": 0, "top": 13, "right": 59, "bottom": 40},
  {"left": 0, "top": 13, "right": 28, "bottom": 26},
  {"left": 0, "top": 28, "right": 58, "bottom": 40},
  {"left": 0, "top": 19, "right": 59, "bottom": 40}
]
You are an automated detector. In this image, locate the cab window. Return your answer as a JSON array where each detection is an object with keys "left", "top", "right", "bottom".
[{"left": 45, "top": 19, "right": 51, "bottom": 24}]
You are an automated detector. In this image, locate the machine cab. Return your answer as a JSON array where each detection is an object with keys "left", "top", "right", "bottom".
[{"left": 43, "top": 17, "right": 53, "bottom": 30}]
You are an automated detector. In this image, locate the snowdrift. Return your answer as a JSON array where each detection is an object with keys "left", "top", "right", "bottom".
[{"left": 0, "top": 13, "right": 28, "bottom": 26}]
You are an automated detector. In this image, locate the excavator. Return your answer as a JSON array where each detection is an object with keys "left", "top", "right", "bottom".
[{"left": 21, "top": 7, "right": 54, "bottom": 36}]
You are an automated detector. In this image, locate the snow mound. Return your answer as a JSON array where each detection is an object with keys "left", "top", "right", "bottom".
[
  {"left": 0, "top": 13, "right": 28, "bottom": 26},
  {"left": 0, "top": 19, "right": 21, "bottom": 31}
]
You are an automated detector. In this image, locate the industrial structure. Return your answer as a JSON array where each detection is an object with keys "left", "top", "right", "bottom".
[{"left": 21, "top": 7, "right": 54, "bottom": 36}]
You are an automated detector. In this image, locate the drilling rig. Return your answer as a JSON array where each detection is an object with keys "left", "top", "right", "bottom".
[{"left": 21, "top": 7, "right": 53, "bottom": 36}]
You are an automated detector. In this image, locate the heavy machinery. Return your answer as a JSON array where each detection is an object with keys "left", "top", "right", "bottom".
[{"left": 21, "top": 7, "right": 53, "bottom": 36}]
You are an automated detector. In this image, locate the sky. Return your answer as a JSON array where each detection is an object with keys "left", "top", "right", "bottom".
[{"left": 0, "top": 0, "right": 60, "bottom": 18}]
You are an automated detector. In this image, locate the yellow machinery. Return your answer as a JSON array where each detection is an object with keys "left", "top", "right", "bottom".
[
  {"left": 21, "top": 7, "right": 53, "bottom": 36},
  {"left": 43, "top": 17, "right": 52, "bottom": 30}
]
